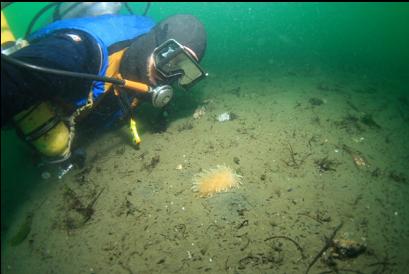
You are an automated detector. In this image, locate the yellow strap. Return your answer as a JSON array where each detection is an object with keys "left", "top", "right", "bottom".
[
  {"left": 104, "top": 49, "right": 127, "bottom": 92},
  {"left": 130, "top": 117, "right": 141, "bottom": 145}
]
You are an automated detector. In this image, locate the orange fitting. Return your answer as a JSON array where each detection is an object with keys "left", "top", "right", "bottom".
[{"left": 123, "top": 80, "right": 150, "bottom": 93}]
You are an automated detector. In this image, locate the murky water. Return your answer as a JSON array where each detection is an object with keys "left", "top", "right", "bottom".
[{"left": 2, "top": 3, "right": 408, "bottom": 273}]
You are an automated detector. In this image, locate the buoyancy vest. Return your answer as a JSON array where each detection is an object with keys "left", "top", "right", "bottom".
[{"left": 29, "top": 14, "right": 156, "bottom": 106}]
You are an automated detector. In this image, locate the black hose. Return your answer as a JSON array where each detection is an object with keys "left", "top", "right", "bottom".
[
  {"left": 53, "top": 2, "right": 82, "bottom": 21},
  {"left": 52, "top": 2, "right": 62, "bottom": 21},
  {"left": 143, "top": 2, "right": 151, "bottom": 16},
  {"left": 123, "top": 2, "right": 134, "bottom": 14},
  {"left": 124, "top": 2, "right": 151, "bottom": 16},
  {"left": 24, "top": 2, "right": 60, "bottom": 39},
  {"left": 1, "top": 2, "right": 151, "bottom": 87},
  {"left": 1, "top": 53, "right": 125, "bottom": 85},
  {"left": 1, "top": 2, "right": 14, "bottom": 10},
  {"left": 6, "top": 2, "right": 152, "bottom": 38},
  {"left": 1, "top": 2, "right": 125, "bottom": 85}
]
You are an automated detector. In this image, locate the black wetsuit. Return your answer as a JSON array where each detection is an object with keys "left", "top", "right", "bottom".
[{"left": 1, "top": 30, "right": 100, "bottom": 127}]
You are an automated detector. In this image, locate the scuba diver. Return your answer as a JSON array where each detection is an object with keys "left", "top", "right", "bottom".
[{"left": 1, "top": 3, "right": 207, "bottom": 178}]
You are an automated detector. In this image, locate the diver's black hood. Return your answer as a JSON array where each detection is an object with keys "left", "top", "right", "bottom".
[{"left": 120, "top": 14, "right": 207, "bottom": 85}]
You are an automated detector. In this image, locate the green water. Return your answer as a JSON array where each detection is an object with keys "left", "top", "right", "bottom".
[
  {"left": 4, "top": 2, "right": 409, "bottom": 75},
  {"left": 2, "top": 2, "right": 409, "bottom": 273}
]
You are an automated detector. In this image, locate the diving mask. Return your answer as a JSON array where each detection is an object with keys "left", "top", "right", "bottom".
[{"left": 153, "top": 39, "right": 207, "bottom": 89}]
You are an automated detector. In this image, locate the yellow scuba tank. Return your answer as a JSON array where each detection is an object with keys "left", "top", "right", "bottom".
[
  {"left": 1, "top": 11, "right": 29, "bottom": 55},
  {"left": 13, "top": 102, "right": 71, "bottom": 159},
  {"left": 1, "top": 11, "right": 15, "bottom": 46},
  {"left": 3, "top": 10, "right": 70, "bottom": 161}
]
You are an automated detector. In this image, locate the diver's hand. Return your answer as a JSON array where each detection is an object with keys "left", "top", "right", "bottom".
[{"left": 150, "top": 85, "right": 173, "bottom": 108}]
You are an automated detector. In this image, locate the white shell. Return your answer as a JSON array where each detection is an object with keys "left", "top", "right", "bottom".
[{"left": 217, "top": 112, "right": 230, "bottom": 122}]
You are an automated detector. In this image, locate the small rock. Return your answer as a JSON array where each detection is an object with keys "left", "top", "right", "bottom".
[
  {"left": 217, "top": 112, "right": 230, "bottom": 122},
  {"left": 41, "top": 171, "right": 51, "bottom": 180},
  {"left": 309, "top": 97, "right": 324, "bottom": 106},
  {"left": 193, "top": 106, "right": 206, "bottom": 119}
]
